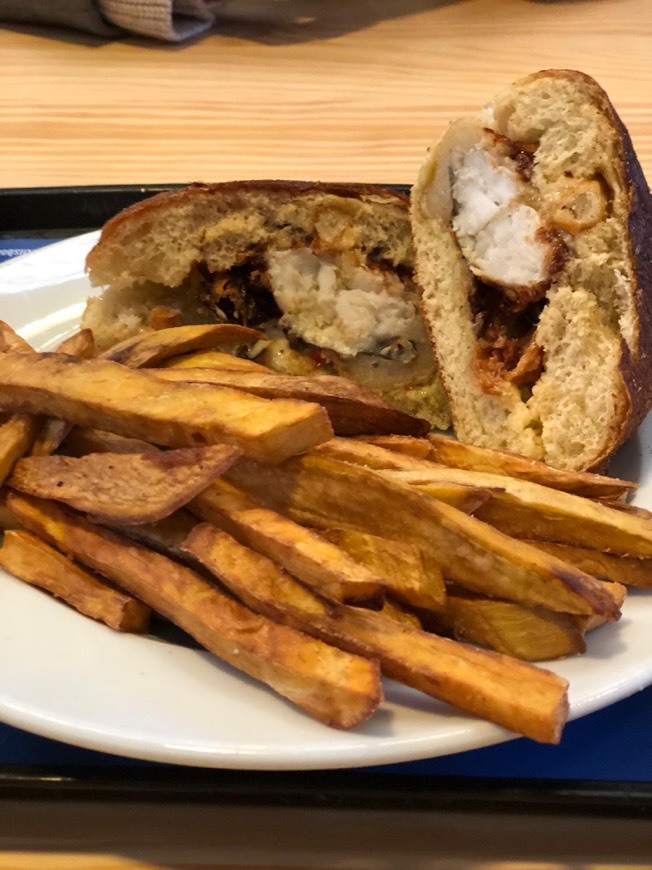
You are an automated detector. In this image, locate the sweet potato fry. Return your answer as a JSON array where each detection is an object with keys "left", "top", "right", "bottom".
[
  {"left": 0, "top": 507, "right": 20, "bottom": 530},
  {"left": 30, "top": 418, "right": 75, "bottom": 459},
  {"left": 0, "top": 414, "right": 41, "bottom": 487},
  {"left": 105, "top": 510, "right": 198, "bottom": 559},
  {"left": 601, "top": 500, "right": 652, "bottom": 520},
  {"left": 56, "top": 328, "right": 96, "bottom": 359},
  {"left": 162, "top": 349, "right": 270, "bottom": 372},
  {"left": 358, "top": 434, "right": 433, "bottom": 460},
  {"left": 190, "top": 479, "right": 385, "bottom": 606},
  {"left": 0, "top": 488, "right": 21, "bottom": 530},
  {"left": 183, "top": 524, "right": 569, "bottom": 744},
  {"left": 7, "top": 492, "right": 381, "bottom": 730},
  {"left": 431, "top": 434, "right": 636, "bottom": 500},
  {"left": 30, "top": 329, "right": 97, "bottom": 457},
  {"left": 578, "top": 581, "right": 627, "bottom": 631},
  {"left": 365, "top": 433, "right": 636, "bottom": 500},
  {"left": 0, "top": 321, "right": 32, "bottom": 353},
  {"left": 61, "top": 433, "right": 271, "bottom": 562},
  {"left": 51, "top": 428, "right": 413, "bottom": 608},
  {"left": 320, "top": 527, "right": 433, "bottom": 612},
  {"left": 72, "top": 433, "right": 434, "bottom": 611},
  {"left": 0, "top": 350, "right": 333, "bottom": 464},
  {"left": 0, "top": 324, "right": 40, "bottom": 483},
  {"left": 10, "top": 444, "right": 241, "bottom": 525},
  {"left": 314, "top": 437, "right": 443, "bottom": 471},
  {"left": 380, "top": 597, "right": 423, "bottom": 629},
  {"left": 225, "top": 455, "right": 619, "bottom": 618},
  {"left": 390, "top": 467, "right": 652, "bottom": 558},
  {"left": 148, "top": 368, "right": 430, "bottom": 437},
  {"left": 441, "top": 590, "right": 587, "bottom": 662},
  {"left": 63, "top": 427, "right": 153, "bottom": 456},
  {"left": 102, "top": 324, "right": 264, "bottom": 368},
  {"left": 521, "top": 539, "right": 652, "bottom": 588},
  {"left": 226, "top": 455, "right": 447, "bottom": 612},
  {"left": 312, "top": 438, "right": 492, "bottom": 512},
  {"left": 0, "top": 529, "right": 151, "bottom": 632}
]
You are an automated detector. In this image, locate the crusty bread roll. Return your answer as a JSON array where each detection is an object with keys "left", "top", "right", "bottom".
[
  {"left": 84, "top": 181, "right": 450, "bottom": 429},
  {"left": 411, "top": 70, "right": 652, "bottom": 471}
]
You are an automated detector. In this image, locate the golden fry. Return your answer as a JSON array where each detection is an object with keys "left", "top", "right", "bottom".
[
  {"left": 10, "top": 444, "right": 241, "bottom": 525},
  {"left": 358, "top": 434, "right": 433, "bottom": 459},
  {"left": 364, "top": 434, "right": 637, "bottom": 500},
  {"left": 190, "top": 478, "right": 385, "bottom": 606},
  {"left": 522, "top": 539, "right": 652, "bottom": 588},
  {"left": 30, "top": 417, "right": 73, "bottom": 458},
  {"left": 7, "top": 492, "right": 381, "bottom": 730},
  {"left": 442, "top": 590, "right": 586, "bottom": 662},
  {"left": 162, "top": 349, "right": 270, "bottom": 372},
  {"left": 0, "top": 414, "right": 41, "bottom": 487},
  {"left": 5, "top": 328, "right": 97, "bottom": 463},
  {"left": 184, "top": 523, "right": 570, "bottom": 744},
  {"left": 63, "top": 427, "right": 153, "bottom": 456},
  {"left": 226, "top": 454, "right": 447, "bottom": 612},
  {"left": 149, "top": 368, "right": 430, "bottom": 437},
  {"left": 0, "top": 350, "right": 333, "bottom": 464},
  {"left": 0, "top": 488, "right": 21, "bottom": 530},
  {"left": 105, "top": 509, "right": 198, "bottom": 559},
  {"left": 314, "top": 437, "right": 442, "bottom": 470},
  {"left": 226, "top": 455, "right": 619, "bottom": 618},
  {"left": 320, "top": 527, "right": 432, "bottom": 612},
  {"left": 102, "top": 324, "right": 264, "bottom": 368},
  {"left": 389, "top": 466, "right": 652, "bottom": 557},
  {"left": 379, "top": 597, "right": 423, "bottom": 630},
  {"left": 600, "top": 499, "right": 652, "bottom": 520},
  {"left": 313, "top": 437, "right": 492, "bottom": 512},
  {"left": 579, "top": 581, "right": 627, "bottom": 631},
  {"left": 0, "top": 529, "right": 151, "bottom": 632},
  {"left": 0, "top": 321, "right": 32, "bottom": 353},
  {"left": 429, "top": 434, "right": 636, "bottom": 500},
  {"left": 56, "top": 328, "right": 96, "bottom": 359},
  {"left": 0, "top": 323, "right": 39, "bottom": 482},
  {"left": 30, "top": 329, "right": 96, "bottom": 457}
]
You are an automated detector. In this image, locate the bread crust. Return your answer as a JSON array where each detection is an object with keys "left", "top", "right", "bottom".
[
  {"left": 86, "top": 180, "right": 410, "bottom": 274},
  {"left": 612, "top": 111, "right": 652, "bottom": 448},
  {"left": 527, "top": 71, "right": 652, "bottom": 469}
]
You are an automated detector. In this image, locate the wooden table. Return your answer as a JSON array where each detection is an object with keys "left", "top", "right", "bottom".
[{"left": 1, "top": 0, "right": 651, "bottom": 190}]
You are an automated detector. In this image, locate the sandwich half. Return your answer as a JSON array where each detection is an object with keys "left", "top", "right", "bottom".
[
  {"left": 83, "top": 181, "right": 451, "bottom": 430},
  {"left": 411, "top": 70, "right": 652, "bottom": 470}
]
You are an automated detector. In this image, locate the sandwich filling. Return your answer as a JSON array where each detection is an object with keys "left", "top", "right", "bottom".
[
  {"left": 444, "top": 127, "right": 569, "bottom": 394},
  {"left": 191, "top": 244, "right": 442, "bottom": 418},
  {"left": 451, "top": 139, "right": 555, "bottom": 296},
  {"left": 266, "top": 248, "right": 421, "bottom": 359}
]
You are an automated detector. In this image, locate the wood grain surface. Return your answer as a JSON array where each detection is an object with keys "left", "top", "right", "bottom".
[{"left": 1, "top": 0, "right": 651, "bottom": 189}]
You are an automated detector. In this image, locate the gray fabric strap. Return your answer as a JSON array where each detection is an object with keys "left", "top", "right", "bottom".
[
  {"left": 98, "top": 0, "right": 221, "bottom": 41},
  {"left": 0, "top": 0, "right": 224, "bottom": 41}
]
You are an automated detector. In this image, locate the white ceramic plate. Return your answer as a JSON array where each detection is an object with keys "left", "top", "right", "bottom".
[{"left": 1, "top": 232, "right": 652, "bottom": 769}]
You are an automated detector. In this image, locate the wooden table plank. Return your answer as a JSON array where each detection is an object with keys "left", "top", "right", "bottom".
[{"left": 1, "top": 0, "right": 650, "bottom": 188}]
